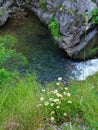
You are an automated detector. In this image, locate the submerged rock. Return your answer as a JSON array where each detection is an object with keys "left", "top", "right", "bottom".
[{"left": 0, "top": 0, "right": 98, "bottom": 60}]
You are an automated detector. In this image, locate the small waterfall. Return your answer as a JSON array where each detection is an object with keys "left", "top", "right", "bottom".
[{"left": 72, "top": 59, "right": 98, "bottom": 80}]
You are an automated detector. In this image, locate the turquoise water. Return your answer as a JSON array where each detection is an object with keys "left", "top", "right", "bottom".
[
  {"left": 1, "top": 12, "right": 98, "bottom": 83},
  {"left": 16, "top": 13, "right": 73, "bottom": 83},
  {"left": 0, "top": 12, "right": 76, "bottom": 84}
]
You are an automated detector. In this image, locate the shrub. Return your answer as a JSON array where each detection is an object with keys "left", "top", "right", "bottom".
[
  {"left": 91, "top": 8, "right": 98, "bottom": 24},
  {"left": 39, "top": 0, "right": 47, "bottom": 11},
  {"left": 48, "top": 17, "right": 61, "bottom": 39},
  {"left": 0, "top": 35, "right": 27, "bottom": 69},
  {"left": 0, "top": 68, "right": 12, "bottom": 85},
  {"left": 0, "top": 35, "right": 17, "bottom": 64}
]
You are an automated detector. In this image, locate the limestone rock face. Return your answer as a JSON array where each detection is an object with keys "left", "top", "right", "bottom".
[
  {"left": 0, "top": 0, "right": 98, "bottom": 60},
  {"left": 26, "top": 0, "right": 98, "bottom": 59},
  {"left": 0, "top": 1, "right": 13, "bottom": 26}
]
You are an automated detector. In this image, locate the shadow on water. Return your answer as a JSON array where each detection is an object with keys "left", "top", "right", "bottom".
[{"left": 1, "top": 11, "right": 98, "bottom": 84}]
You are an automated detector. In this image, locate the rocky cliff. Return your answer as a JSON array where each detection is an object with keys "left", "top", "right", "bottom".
[{"left": 0, "top": 0, "right": 98, "bottom": 60}]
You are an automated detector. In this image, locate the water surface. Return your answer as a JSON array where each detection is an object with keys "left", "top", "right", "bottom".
[{"left": 0, "top": 11, "right": 98, "bottom": 84}]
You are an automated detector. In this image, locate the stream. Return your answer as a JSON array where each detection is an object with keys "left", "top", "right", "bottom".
[{"left": 0, "top": 11, "right": 98, "bottom": 84}]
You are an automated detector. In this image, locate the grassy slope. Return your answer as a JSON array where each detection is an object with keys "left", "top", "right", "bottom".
[
  {"left": 69, "top": 74, "right": 98, "bottom": 129},
  {"left": 0, "top": 72, "right": 98, "bottom": 130}
]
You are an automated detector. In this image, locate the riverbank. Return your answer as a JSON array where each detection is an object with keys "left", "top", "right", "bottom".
[
  {"left": 0, "top": 35, "right": 97, "bottom": 130},
  {"left": 0, "top": 69, "right": 98, "bottom": 130}
]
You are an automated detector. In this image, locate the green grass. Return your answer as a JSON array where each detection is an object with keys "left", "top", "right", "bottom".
[
  {"left": 69, "top": 74, "right": 98, "bottom": 129},
  {"left": 0, "top": 73, "right": 43, "bottom": 130},
  {"left": 0, "top": 73, "right": 98, "bottom": 130},
  {"left": 0, "top": 35, "right": 98, "bottom": 130}
]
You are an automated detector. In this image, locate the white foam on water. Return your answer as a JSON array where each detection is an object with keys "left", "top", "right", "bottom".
[{"left": 72, "top": 59, "right": 98, "bottom": 80}]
